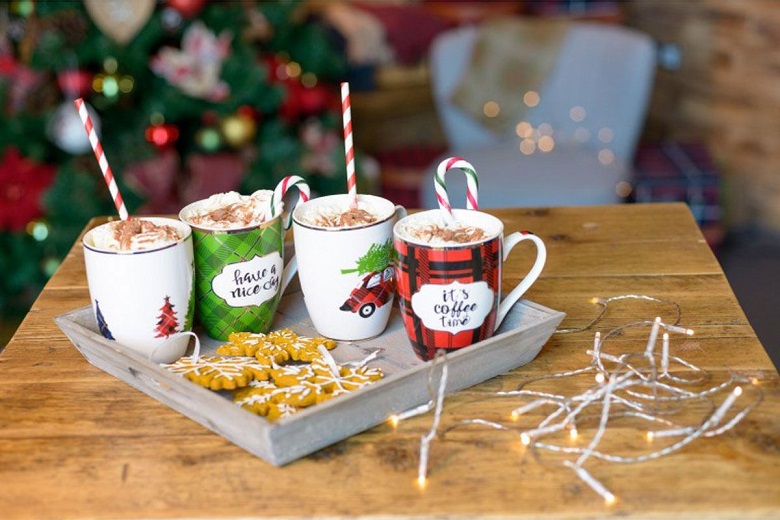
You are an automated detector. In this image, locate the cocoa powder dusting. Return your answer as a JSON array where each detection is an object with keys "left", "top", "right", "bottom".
[
  {"left": 415, "top": 224, "right": 487, "bottom": 244},
  {"left": 314, "top": 207, "right": 378, "bottom": 228},
  {"left": 112, "top": 218, "right": 180, "bottom": 250},
  {"left": 190, "top": 203, "right": 254, "bottom": 228}
]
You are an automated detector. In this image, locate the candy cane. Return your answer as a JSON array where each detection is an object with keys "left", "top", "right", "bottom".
[
  {"left": 271, "top": 175, "right": 310, "bottom": 229},
  {"left": 341, "top": 82, "right": 357, "bottom": 209},
  {"left": 435, "top": 157, "right": 479, "bottom": 223},
  {"left": 73, "top": 98, "right": 129, "bottom": 220}
]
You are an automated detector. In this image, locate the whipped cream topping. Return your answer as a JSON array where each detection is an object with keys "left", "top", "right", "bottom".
[
  {"left": 296, "top": 199, "right": 389, "bottom": 229},
  {"left": 401, "top": 223, "right": 487, "bottom": 244},
  {"left": 395, "top": 211, "right": 499, "bottom": 246},
  {"left": 90, "top": 218, "right": 182, "bottom": 252},
  {"left": 182, "top": 190, "right": 274, "bottom": 230}
]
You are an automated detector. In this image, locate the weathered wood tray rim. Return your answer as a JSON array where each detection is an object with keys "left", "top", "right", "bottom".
[{"left": 55, "top": 299, "right": 565, "bottom": 466}]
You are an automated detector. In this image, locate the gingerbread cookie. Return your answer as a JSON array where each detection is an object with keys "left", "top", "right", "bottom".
[
  {"left": 163, "top": 355, "right": 269, "bottom": 390},
  {"left": 264, "top": 328, "right": 337, "bottom": 362},
  {"left": 215, "top": 331, "right": 267, "bottom": 357},
  {"left": 234, "top": 380, "right": 278, "bottom": 415},
  {"left": 165, "top": 327, "right": 385, "bottom": 421}
]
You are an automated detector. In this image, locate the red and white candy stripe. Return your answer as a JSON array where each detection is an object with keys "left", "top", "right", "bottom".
[
  {"left": 271, "top": 175, "right": 310, "bottom": 229},
  {"left": 73, "top": 98, "right": 128, "bottom": 221},
  {"left": 341, "top": 82, "right": 357, "bottom": 208},
  {"left": 435, "top": 156, "right": 479, "bottom": 223}
]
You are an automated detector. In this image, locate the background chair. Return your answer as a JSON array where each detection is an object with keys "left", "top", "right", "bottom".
[{"left": 421, "top": 21, "right": 656, "bottom": 209}]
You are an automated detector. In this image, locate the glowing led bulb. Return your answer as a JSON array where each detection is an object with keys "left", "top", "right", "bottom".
[
  {"left": 511, "top": 410, "right": 520, "bottom": 421},
  {"left": 595, "top": 372, "right": 606, "bottom": 384},
  {"left": 416, "top": 475, "right": 426, "bottom": 490},
  {"left": 604, "top": 492, "right": 617, "bottom": 506},
  {"left": 520, "top": 433, "right": 531, "bottom": 446},
  {"left": 569, "top": 427, "right": 578, "bottom": 440},
  {"left": 389, "top": 415, "right": 399, "bottom": 428}
]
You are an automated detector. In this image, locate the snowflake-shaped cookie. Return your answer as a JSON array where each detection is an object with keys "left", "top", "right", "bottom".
[
  {"left": 163, "top": 355, "right": 269, "bottom": 390},
  {"left": 216, "top": 331, "right": 268, "bottom": 357}
]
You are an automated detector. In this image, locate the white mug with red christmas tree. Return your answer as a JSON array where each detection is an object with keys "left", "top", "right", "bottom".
[
  {"left": 292, "top": 194, "right": 406, "bottom": 340},
  {"left": 82, "top": 217, "right": 195, "bottom": 364}
]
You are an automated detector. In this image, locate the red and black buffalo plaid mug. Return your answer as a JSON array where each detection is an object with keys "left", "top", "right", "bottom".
[{"left": 393, "top": 209, "right": 546, "bottom": 361}]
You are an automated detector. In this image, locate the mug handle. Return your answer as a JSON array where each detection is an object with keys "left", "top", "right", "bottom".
[
  {"left": 395, "top": 205, "right": 408, "bottom": 220},
  {"left": 495, "top": 231, "right": 547, "bottom": 330},
  {"left": 280, "top": 255, "right": 298, "bottom": 295}
]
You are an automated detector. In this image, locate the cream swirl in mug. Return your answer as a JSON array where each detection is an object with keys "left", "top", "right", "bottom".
[
  {"left": 294, "top": 198, "right": 392, "bottom": 229},
  {"left": 182, "top": 190, "right": 274, "bottom": 230},
  {"left": 89, "top": 218, "right": 182, "bottom": 252},
  {"left": 394, "top": 212, "right": 499, "bottom": 246}
]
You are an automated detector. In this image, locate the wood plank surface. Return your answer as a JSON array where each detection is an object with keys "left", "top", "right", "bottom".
[{"left": 1, "top": 203, "right": 778, "bottom": 519}]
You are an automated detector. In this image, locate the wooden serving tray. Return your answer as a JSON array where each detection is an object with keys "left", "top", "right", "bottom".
[{"left": 55, "top": 292, "right": 565, "bottom": 466}]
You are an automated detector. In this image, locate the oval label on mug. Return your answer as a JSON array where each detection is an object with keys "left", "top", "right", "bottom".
[
  {"left": 411, "top": 281, "right": 494, "bottom": 334},
  {"left": 212, "top": 252, "right": 283, "bottom": 308}
]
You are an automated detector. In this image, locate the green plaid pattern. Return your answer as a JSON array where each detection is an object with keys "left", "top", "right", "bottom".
[{"left": 193, "top": 219, "right": 283, "bottom": 340}]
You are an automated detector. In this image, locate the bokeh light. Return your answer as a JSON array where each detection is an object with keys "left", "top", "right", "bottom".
[
  {"left": 523, "top": 90, "right": 540, "bottom": 107},
  {"left": 301, "top": 72, "right": 317, "bottom": 87},
  {"left": 520, "top": 139, "right": 536, "bottom": 155},
  {"left": 538, "top": 135, "right": 555, "bottom": 152},
  {"left": 483, "top": 101, "right": 500, "bottom": 118},
  {"left": 285, "top": 61, "right": 301, "bottom": 78},
  {"left": 599, "top": 148, "right": 616, "bottom": 165},
  {"left": 574, "top": 127, "right": 591, "bottom": 143},
  {"left": 615, "top": 181, "right": 632, "bottom": 198},
  {"left": 570, "top": 105, "right": 586, "bottom": 122},
  {"left": 515, "top": 121, "right": 533, "bottom": 138}
]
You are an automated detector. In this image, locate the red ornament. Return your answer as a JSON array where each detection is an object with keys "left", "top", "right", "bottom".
[
  {"left": 237, "top": 104, "right": 259, "bottom": 122},
  {"left": 181, "top": 153, "right": 245, "bottom": 205},
  {"left": 298, "top": 84, "right": 333, "bottom": 115},
  {"left": 261, "top": 53, "right": 287, "bottom": 84},
  {"left": 144, "top": 123, "right": 180, "bottom": 148},
  {"left": 280, "top": 82, "right": 335, "bottom": 122},
  {"left": 0, "top": 147, "right": 57, "bottom": 232},
  {"left": 56, "top": 69, "right": 93, "bottom": 98},
  {"left": 166, "top": 0, "right": 207, "bottom": 18},
  {"left": 201, "top": 110, "right": 220, "bottom": 126},
  {"left": 124, "top": 149, "right": 181, "bottom": 215}
]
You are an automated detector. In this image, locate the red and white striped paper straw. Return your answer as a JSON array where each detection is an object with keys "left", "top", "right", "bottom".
[
  {"left": 435, "top": 156, "right": 479, "bottom": 224},
  {"left": 340, "top": 82, "right": 358, "bottom": 209},
  {"left": 73, "top": 98, "right": 128, "bottom": 220},
  {"left": 271, "top": 175, "right": 310, "bottom": 229}
]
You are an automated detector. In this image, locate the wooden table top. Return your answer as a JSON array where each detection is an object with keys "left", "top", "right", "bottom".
[{"left": 2, "top": 203, "right": 778, "bottom": 519}]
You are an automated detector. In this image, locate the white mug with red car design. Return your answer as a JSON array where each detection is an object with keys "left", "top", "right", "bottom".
[{"left": 292, "top": 194, "right": 406, "bottom": 340}]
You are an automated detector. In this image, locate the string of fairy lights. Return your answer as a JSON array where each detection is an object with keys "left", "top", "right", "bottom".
[{"left": 391, "top": 294, "right": 764, "bottom": 505}]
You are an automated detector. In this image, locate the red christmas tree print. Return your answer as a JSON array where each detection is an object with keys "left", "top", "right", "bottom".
[{"left": 154, "top": 296, "right": 179, "bottom": 338}]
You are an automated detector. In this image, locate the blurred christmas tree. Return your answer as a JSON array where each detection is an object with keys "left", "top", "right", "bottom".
[{"left": 0, "top": 0, "right": 356, "bottom": 326}]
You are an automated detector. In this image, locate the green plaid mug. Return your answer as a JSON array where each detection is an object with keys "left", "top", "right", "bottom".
[{"left": 179, "top": 198, "right": 297, "bottom": 341}]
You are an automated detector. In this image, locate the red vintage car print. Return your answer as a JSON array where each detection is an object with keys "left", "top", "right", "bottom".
[{"left": 340, "top": 267, "right": 394, "bottom": 318}]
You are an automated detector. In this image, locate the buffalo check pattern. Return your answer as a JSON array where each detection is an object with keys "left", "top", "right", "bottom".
[
  {"left": 394, "top": 236, "right": 501, "bottom": 361},
  {"left": 193, "top": 220, "right": 283, "bottom": 340}
]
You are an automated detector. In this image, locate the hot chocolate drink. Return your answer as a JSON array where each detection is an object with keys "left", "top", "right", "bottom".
[
  {"left": 401, "top": 223, "right": 487, "bottom": 245},
  {"left": 181, "top": 191, "right": 274, "bottom": 230},
  {"left": 89, "top": 218, "right": 182, "bottom": 252},
  {"left": 395, "top": 212, "right": 495, "bottom": 246},
  {"left": 296, "top": 199, "right": 390, "bottom": 229}
]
